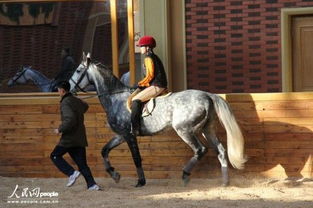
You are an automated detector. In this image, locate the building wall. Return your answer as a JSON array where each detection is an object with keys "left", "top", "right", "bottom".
[
  {"left": 0, "top": 2, "right": 93, "bottom": 92},
  {"left": 185, "top": 0, "right": 313, "bottom": 93}
]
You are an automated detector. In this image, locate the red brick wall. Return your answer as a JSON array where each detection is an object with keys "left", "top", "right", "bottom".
[
  {"left": 0, "top": 2, "right": 93, "bottom": 92},
  {"left": 185, "top": 0, "right": 313, "bottom": 93}
]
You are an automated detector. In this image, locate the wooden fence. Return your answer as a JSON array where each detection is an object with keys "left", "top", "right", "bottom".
[{"left": 0, "top": 92, "right": 312, "bottom": 179}]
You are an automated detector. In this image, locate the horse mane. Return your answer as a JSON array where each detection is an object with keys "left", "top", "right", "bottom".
[
  {"left": 90, "top": 60, "right": 129, "bottom": 91},
  {"left": 24, "top": 67, "right": 49, "bottom": 80}
]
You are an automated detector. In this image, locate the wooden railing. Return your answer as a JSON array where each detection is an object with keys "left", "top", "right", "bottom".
[{"left": 0, "top": 92, "right": 312, "bottom": 179}]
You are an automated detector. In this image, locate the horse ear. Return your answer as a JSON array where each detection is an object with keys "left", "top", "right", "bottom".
[
  {"left": 82, "top": 52, "right": 87, "bottom": 63},
  {"left": 86, "top": 52, "right": 91, "bottom": 66}
]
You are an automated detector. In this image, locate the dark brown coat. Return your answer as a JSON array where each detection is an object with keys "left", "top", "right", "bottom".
[{"left": 58, "top": 93, "right": 88, "bottom": 147}]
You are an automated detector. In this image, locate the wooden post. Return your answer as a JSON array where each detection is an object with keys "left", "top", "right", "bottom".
[
  {"left": 128, "top": 0, "right": 136, "bottom": 85},
  {"left": 110, "top": 0, "right": 119, "bottom": 77}
]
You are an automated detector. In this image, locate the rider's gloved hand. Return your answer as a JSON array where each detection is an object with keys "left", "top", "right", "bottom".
[
  {"left": 132, "top": 84, "right": 144, "bottom": 90},
  {"left": 130, "top": 84, "right": 144, "bottom": 92},
  {"left": 137, "top": 85, "right": 146, "bottom": 90},
  {"left": 129, "top": 84, "right": 137, "bottom": 90},
  {"left": 129, "top": 84, "right": 138, "bottom": 93}
]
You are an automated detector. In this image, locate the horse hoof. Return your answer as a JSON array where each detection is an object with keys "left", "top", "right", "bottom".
[
  {"left": 182, "top": 175, "right": 190, "bottom": 186},
  {"left": 112, "top": 171, "right": 121, "bottom": 183},
  {"left": 183, "top": 177, "right": 190, "bottom": 187},
  {"left": 222, "top": 181, "right": 229, "bottom": 187},
  {"left": 135, "top": 179, "right": 146, "bottom": 187},
  {"left": 182, "top": 171, "right": 190, "bottom": 186}
]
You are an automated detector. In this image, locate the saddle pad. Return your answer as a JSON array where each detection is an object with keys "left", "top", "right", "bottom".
[
  {"left": 126, "top": 91, "right": 172, "bottom": 117},
  {"left": 142, "top": 98, "right": 155, "bottom": 117}
]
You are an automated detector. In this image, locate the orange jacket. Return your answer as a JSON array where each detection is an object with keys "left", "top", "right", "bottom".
[
  {"left": 138, "top": 53, "right": 167, "bottom": 88},
  {"left": 138, "top": 57, "right": 154, "bottom": 87}
]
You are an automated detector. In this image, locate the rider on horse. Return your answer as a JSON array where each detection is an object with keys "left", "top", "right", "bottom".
[{"left": 130, "top": 36, "right": 168, "bottom": 136}]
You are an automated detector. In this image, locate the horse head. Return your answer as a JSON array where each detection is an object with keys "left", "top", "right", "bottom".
[
  {"left": 69, "top": 52, "right": 94, "bottom": 93},
  {"left": 7, "top": 66, "right": 29, "bottom": 87}
]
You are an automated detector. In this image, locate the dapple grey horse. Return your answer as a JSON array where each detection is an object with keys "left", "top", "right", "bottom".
[
  {"left": 69, "top": 52, "right": 247, "bottom": 187},
  {"left": 7, "top": 66, "right": 56, "bottom": 92}
]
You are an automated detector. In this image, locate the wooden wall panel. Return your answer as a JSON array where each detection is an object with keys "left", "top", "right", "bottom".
[{"left": 0, "top": 92, "right": 312, "bottom": 179}]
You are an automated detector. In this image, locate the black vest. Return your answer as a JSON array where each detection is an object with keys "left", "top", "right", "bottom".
[{"left": 146, "top": 52, "right": 167, "bottom": 88}]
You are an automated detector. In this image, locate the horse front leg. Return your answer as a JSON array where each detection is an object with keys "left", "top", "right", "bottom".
[
  {"left": 101, "top": 135, "right": 125, "bottom": 183},
  {"left": 125, "top": 134, "right": 146, "bottom": 187}
]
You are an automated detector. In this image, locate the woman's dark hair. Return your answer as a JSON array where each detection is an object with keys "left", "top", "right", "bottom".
[{"left": 56, "top": 80, "right": 70, "bottom": 92}]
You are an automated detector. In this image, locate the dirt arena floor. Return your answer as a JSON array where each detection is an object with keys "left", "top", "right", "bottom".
[{"left": 0, "top": 175, "right": 312, "bottom": 208}]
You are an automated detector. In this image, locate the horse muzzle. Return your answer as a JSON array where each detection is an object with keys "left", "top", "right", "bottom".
[{"left": 7, "top": 79, "right": 15, "bottom": 87}]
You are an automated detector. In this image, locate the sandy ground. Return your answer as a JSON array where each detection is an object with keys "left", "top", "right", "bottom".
[{"left": 0, "top": 175, "right": 312, "bottom": 208}]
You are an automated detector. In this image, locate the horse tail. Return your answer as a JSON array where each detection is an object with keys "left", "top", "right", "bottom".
[{"left": 209, "top": 93, "right": 247, "bottom": 169}]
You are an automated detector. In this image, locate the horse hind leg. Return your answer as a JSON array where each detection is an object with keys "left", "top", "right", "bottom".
[
  {"left": 202, "top": 126, "right": 229, "bottom": 186},
  {"left": 175, "top": 128, "right": 208, "bottom": 186}
]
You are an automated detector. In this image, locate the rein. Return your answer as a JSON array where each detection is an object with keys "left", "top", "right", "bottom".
[{"left": 79, "top": 89, "right": 131, "bottom": 100}]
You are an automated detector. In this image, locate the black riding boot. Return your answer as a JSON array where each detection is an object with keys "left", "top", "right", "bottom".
[{"left": 131, "top": 99, "right": 142, "bottom": 136}]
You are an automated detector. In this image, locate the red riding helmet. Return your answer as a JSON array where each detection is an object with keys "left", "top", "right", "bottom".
[{"left": 137, "top": 36, "right": 156, "bottom": 48}]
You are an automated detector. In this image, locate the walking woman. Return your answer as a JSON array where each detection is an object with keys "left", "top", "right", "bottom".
[{"left": 50, "top": 81, "right": 100, "bottom": 190}]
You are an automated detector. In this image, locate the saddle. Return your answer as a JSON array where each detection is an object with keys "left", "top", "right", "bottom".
[{"left": 127, "top": 88, "right": 172, "bottom": 117}]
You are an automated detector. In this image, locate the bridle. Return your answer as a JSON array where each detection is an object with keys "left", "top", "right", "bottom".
[
  {"left": 70, "top": 64, "right": 94, "bottom": 93},
  {"left": 11, "top": 67, "right": 28, "bottom": 85}
]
